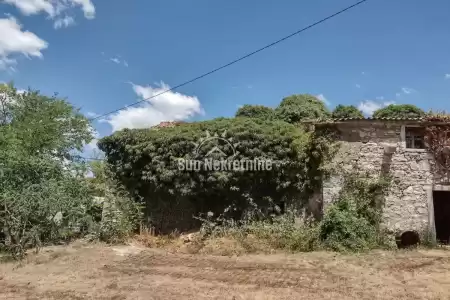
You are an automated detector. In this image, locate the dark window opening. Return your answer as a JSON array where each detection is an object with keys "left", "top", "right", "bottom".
[
  {"left": 405, "top": 127, "right": 425, "bottom": 149},
  {"left": 433, "top": 191, "right": 450, "bottom": 244}
]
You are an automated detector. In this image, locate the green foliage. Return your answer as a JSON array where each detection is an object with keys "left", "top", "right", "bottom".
[
  {"left": 86, "top": 159, "right": 108, "bottom": 197},
  {"left": 320, "top": 198, "right": 378, "bottom": 252},
  {"left": 319, "top": 175, "right": 391, "bottom": 252},
  {"left": 245, "top": 212, "right": 321, "bottom": 252},
  {"left": 99, "top": 117, "right": 336, "bottom": 233},
  {"left": 197, "top": 208, "right": 321, "bottom": 253},
  {"left": 0, "top": 83, "right": 94, "bottom": 259},
  {"left": 275, "top": 94, "right": 330, "bottom": 123},
  {"left": 331, "top": 105, "right": 364, "bottom": 119},
  {"left": 84, "top": 156, "right": 143, "bottom": 244},
  {"left": 423, "top": 112, "right": 450, "bottom": 179},
  {"left": 235, "top": 105, "right": 275, "bottom": 119},
  {"left": 193, "top": 173, "right": 392, "bottom": 254},
  {"left": 372, "top": 104, "right": 425, "bottom": 119},
  {"left": 97, "top": 188, "right": 144, "bottom": 244}
]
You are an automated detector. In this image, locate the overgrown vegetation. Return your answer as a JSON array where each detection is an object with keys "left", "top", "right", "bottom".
[
  {"left": 99, "top": 117, "right": 336, "bottom": 233},
  {"left": 320, "top": 175, "right": 392, "bottom": 251},
  {"left": 148, "top": 174, "right": 393, "bottom": 254},
  {"left": 1, "top": 80, "right": 434, "bottom": 259},
  {"left": 235, "top": 104, "right": 275, "bottom": 119},
  {"left": 331, "top": 104, "right": 364, "bottom": 119},
  {"left": 275, "top": 94, "right": 331, "bottom": 123},
  {"left": 424, "top": 112, "right": 450, "bottom": 181},
  {"left": 0, "top": 83, "right": 140, "bottom": 259},
  {"left": 372, "top": 104, "right": 425, "bottom": 119}
]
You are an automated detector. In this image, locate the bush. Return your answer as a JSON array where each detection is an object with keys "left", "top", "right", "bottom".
[
  {"left": 235, "top": 105, "right": 275, "bottom": 119},
  {"left": 0, "top": 84, "right": 97, "bottom": 259},
  {"left": 98, "top": 188, "right": 144, "bottom": 244},
  {"left": 332, "top": 105, "right": 364, "bottom": 119},
  {"left": 0, "top": 156, "right": 92, "bottom": 259},
  {"left": 319, "top": 175, "right": 391, "bottom": 252},
  {"left": 195, "top": 207, "right": 321, "bottom": 253},
  {"left": 320, "top": 197, "right": 378, "bottom": 251},
  {"left": 99, "top": 117, "right": 336, "bottom": 233},
  {"left": 372, "top": 104, "right": 425, "bottom": 119},
  {"left": 245, "top": 212, "right": 321, "bottom": 252},
  {"left": 275, "top": 94, "right": 330, "bottom": 123}
]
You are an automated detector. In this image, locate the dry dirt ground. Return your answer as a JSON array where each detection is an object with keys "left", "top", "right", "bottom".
[{"left": 1, "top": 242, "right": 450, "bottom": 300}]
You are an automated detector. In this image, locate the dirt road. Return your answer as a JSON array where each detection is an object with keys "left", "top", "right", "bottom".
[{"left": 1, "top": 242, "right": 450, "bottom": 299}]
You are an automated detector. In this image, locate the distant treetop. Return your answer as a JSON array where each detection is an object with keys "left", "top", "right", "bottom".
[
  {"left": 235, "top": 105, "right": 275, "bottom": 119},
  {"left": 372, "top": 104, "right": 425, "bottom": 119},
  {"left": 275, "top": 94, "right": 330, "bottom": 123},
  {"left": 332, "top": 105, "right": 364, "bottom": 119}
]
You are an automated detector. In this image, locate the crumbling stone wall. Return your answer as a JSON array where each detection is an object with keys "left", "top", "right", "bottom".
[{"left": 322, "top": 121, "right": 434, "bottom": 236}]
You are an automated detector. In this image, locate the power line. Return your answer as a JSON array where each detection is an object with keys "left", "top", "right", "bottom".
[
  {"left": 91, "top": 0, "right": 371, "bottom": 121},
  {"left": 72, "top": 155, "right": 105, "bottom": 161}
]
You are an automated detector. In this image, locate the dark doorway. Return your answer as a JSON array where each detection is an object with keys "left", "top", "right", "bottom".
[{"left": 433, "top": 191, "right": 450, "bottom": 244}]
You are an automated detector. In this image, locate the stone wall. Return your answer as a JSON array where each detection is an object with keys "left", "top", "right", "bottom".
[{"left": 322, "top": 121, "right": 434, "bottom": 236}]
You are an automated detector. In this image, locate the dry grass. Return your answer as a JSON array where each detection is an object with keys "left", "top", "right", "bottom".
[{"left": 1, "top": 240, "right": 450, "bottom": 299}]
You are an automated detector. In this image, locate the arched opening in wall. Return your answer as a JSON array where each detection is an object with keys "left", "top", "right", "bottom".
[{"left": 396, "top": 231, "right": 420, "bottom": 249}]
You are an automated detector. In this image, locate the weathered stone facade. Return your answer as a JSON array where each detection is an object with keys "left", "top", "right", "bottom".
[{"left": 320, "top": 120, "right": 448, "bottom": 240}]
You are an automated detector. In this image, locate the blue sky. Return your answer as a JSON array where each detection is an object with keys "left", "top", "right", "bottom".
[{"left": 2, "top": 0, "right": 450, "bottom": 155}]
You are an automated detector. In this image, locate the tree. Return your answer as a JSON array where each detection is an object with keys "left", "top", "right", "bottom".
[
  {"left": 0, "top": 83, "right": 94, "bottom": 258},
  {"left": 235, "top": 105, "right": 275, "bottom": 119},
  {"left": 275, "top": 94, "right": 330, "bottom": 123},
  {"left": 332, "top": 105, "right": 364, "bottom": 119},
  {"left": 372, "top": 104, "right": 425, "bottom": 119}
]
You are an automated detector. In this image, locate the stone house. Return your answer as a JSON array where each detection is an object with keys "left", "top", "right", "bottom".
[{"left": 313, "top": 117, "right": 450, "bottom": 244}]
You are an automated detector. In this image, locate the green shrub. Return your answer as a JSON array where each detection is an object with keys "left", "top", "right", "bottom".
[
  {"left": 372, "top": 104, "right": 425, "bottom": 119},
  {"left": 0, "top": 84, "right": 94, "bottom": 259},
  {"left": 246, "top": 212, "right": 321, "bottom": 252},
  {"left": 196, "top": 208, "right": 321, "bottom": 253},
  {"left": 332, "top": 105, "right": 364, "bottom": 119},
  {"left": 98, "top": 188, "right": 144, "bottom": 244},
  {"left": 320, "top": 197, "right": 377, "bottom": 252},
  {"left": 275, "top": 94, "right": 331, "bottom": 123},
  {"left": 319, "top": 175, "right": 391, "bottom": 252},
  {"left": 99, "top": 117, "right": 336, "bottom": 233},
  {"left": 235, "top": 105, "right": 275, "bottom": 119}
]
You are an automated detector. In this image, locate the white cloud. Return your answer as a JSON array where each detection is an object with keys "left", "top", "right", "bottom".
[
  {"left": 86, "top": 111, "right": 99, "bottom": 118},
  {"left": 358, "top": 100, "right": 395, "bottom": 116},
  {"left": 84, "top": 137, "right": 98, "bottom": 152},
  {"left": 316, "top": 94, "right": 330, "bottom": 106},
  {"left": 0, "top": 16, "right": 48, "bottom": 69},
  {"left": 3, "top": 0, "right": 95, "bottom": 27},
  {"left": 445, "top": 74, "right": 450, "bottom": 79},
  {"left": 401, "top": 87, "right": 416, "bottom": 94},
  {"left": 109, "top": 56, "right": 129, "bottom": 67},
  {"left": 54, "top": 15, "right": 75, "bottom": 29},
  {"left": 82, "top": 128, "right": 101, "bottom": 156},
  {"left": 110, "top": 57, "right": 120, "bottom": 64},
  {"left": 100, "top": 82, "right": 204, "bottom": 132},
  {"left": 3, "top": 0, "right": 54, "bottom": 16},
  {"left": 71, "top": 0, "right": 95, "bottom": 19}
]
